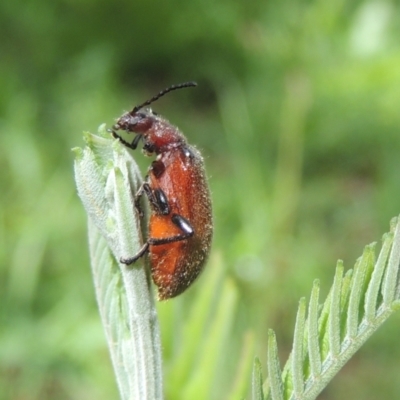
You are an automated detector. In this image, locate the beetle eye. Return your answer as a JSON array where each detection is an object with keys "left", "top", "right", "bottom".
[{"left": 136, "top": 112, "right": 147, "bottom": 120}]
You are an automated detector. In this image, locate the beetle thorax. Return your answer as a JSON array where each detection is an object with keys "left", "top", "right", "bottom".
[
  {"left": 144, "top": 118, "right": 186, "bottom": 154},
  {"left": 115, "top": 109, "right": 186, "bottom": 154}
]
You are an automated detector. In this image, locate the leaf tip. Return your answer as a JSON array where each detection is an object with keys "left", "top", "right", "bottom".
[{"left": 72, "top": 146, "right": 83, "bottom": 159}]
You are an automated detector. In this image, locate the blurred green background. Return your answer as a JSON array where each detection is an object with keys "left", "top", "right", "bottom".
[{"left": 1, "top": 0, "right": 400, "bottom": 399}]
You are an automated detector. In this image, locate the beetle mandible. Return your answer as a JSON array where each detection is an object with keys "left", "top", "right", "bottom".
[{"left": 111, "top": 82, "right": 213, "bottom": 300}]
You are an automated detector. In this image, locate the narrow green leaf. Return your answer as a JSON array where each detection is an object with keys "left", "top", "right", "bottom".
[
  {"left": 316, "top": 282, "right": 332, "bottom": 362},
  {"left": 267, "top": 330, "right": 283, "bottom": 400},
  {"left": 365, "top": 232, "right": 393, "bottom": 321},
  {"left": 181, "top": 278, "right": 238, "bottom": 400},
  {"left": 339, "top": 268, "right": 352, "bottom": 341},
  {"left": 252, "top": 357, "right": 264, "bottom": 400},
  {"left": 307, "top": 280, "right": 321, "bottom": 379},
  {"left": 346, "top": 246, "right": 372, "bottom": 339},
  {"left": 329, "top": 261, "right": 343, "bottom": 357},
  {"left": 383, "top": 217, "right": 400, "bottom": 305},
  {"left": 292, "top": 298, "right": 306, "bottom": 398},
  {"left": 229, "top": 331, "right": 256, "bottom": 400},
  {"left": 167, "top": 255, "right": 225, "bottom": 393}
]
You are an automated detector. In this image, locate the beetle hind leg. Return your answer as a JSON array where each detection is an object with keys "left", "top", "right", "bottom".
[
  {"left": 120, "top": 213, "right": 195, "bottom": 265},
  {"left": 148, "top": 214, "right": 194, "bottom": 246},
  {"left": 120, "top": 242, "right": 150, "bottom": 265}
]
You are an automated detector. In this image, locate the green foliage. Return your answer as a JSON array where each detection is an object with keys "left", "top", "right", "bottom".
[
  {"left": 74, "top": 127, "right": 163, "bottom": 400},
  {"left": 261, "top": 218, "right": 400, "bottom": 399}
]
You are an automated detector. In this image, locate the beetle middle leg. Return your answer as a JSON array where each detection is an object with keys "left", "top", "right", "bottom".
[
  {"left": 135, "top": 183, "right": 170, "bottom": 217},
  {"left": 133, "top": 182, "right": 147, "bottom": 217},
  {"left": 120, "top": 214, "right": 194, "bottom": 265}
]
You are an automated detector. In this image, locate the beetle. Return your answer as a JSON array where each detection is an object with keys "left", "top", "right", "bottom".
[{"left": 111, "top": 82, "right": 213, "bottom": 300}]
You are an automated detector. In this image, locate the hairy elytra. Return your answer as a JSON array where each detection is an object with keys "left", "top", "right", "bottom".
[{"left": 111, "top": 82, "right": 213, "bottom": 300}]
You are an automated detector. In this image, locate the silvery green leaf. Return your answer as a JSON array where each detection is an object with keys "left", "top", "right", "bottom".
[
  {"left": 263, "top": 217, "right": 400, "bottom": 400},
  {"left": 73, "top": 125, "right": 163, "bottom": 400}
]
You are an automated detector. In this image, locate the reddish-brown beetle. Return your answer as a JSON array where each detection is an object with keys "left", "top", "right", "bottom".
[{"left": 111, "top": 82, "right": 213, "bottom": 300}]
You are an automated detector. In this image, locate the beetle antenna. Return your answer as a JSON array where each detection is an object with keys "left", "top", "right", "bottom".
[{"left": 130, "top": 81, "right": 197, "bottom": 114}]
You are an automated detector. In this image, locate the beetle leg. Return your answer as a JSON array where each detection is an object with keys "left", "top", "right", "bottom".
[
  {"left": 133, "top": 181, "right": 147, "bottom": 217},
  {"left": 137, "top": 183, "right": 170, "bottom": 216},
  {"left": 134, "top": 182, "right": 146, "bottom": 217},
  {"left": 125, "top": 185, "right": 172, "bottom": 262},
  {"left": 120, "top": 242, "right": 150, "bottom": 265},
  {"left": 109, "top": 129, "right": 142, "bottom": 150},
  {"left": 152, "top": 189, "right": 170, "bottom": 215},
  {"left": 147, "top": 214, "right": 194, "bottom": 246},
  {"left": 109, "top": 129, "right": 132, "bottom": 148},
  {"left": 120, "top": 214, "right": 195, "bottom": 265}
]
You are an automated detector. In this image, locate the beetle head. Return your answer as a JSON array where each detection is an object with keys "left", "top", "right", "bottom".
[
  {"left": 112, "top": 82, "right": 197, "bottom": 153},
  {"left": 113, "top": 110, "right": 154, "bottom": 134}
]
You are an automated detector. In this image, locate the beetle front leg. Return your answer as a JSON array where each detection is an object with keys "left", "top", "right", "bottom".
[{"left": 109, "top": 129, "right": 142, "bottom": 150}]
